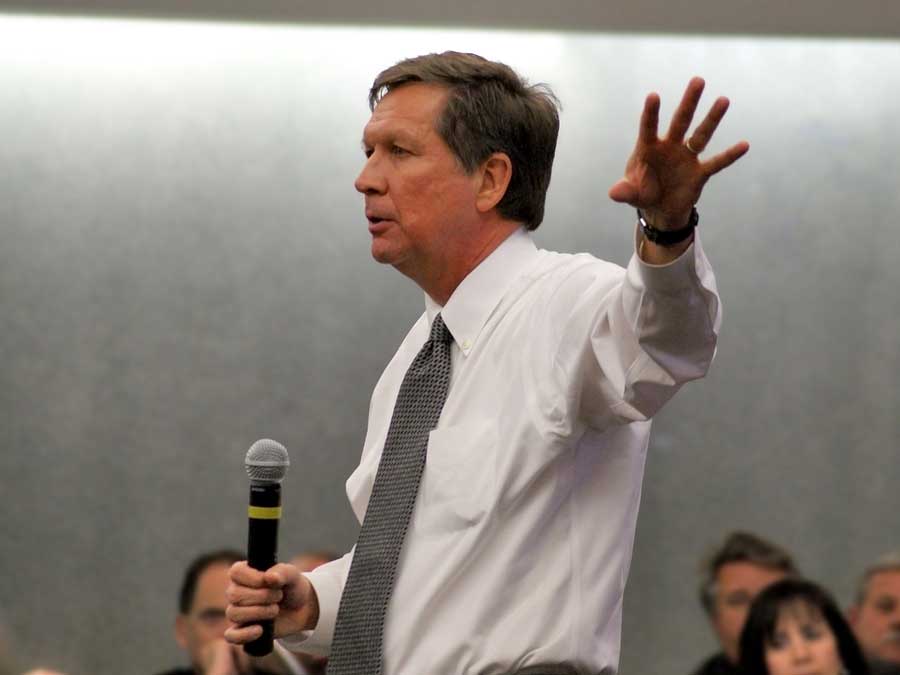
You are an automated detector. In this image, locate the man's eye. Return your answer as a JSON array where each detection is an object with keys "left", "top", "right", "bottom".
[
  {"left": 876, "top": 598, "right": 897, "bottom": 613},
  {"left": 391, "top": 145, "right": 409, "bottom": 156},
  {"left": 724, "top": 592, "right": 751, "bottom": 607},
  {"left": 197, "top": 609, "right": 226, "bottom": 624}
]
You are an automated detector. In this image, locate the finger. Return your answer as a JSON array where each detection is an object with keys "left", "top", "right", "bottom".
[
  {"left": 638, "top": 93, "right": 660, "bottom": 146},
  {"left": 608, "top": 179, "right": 639, "bottom": 205},
  {"left": 686, "top": 97, "right": 730, "bottom": 154},
  {"left": 224, "top": 622, "right": 264, "bottom": 645},
  {"left": 667, "top": 76, "right": 705, "bottom": 142},
  {"left": 229, "top": 561, "right": 268, "bottom": 588},
  {"left": 262, "top": 562, "right": 300, "bottom": 588},
  {"left": 227, "top": 602, "right": 280, "bottom": 625},
  {"left": 227, "top": 584, "right": 283, "bottom": 606},
  {"left": 702, "top": 140, "right": 750, "bottom": 176}
]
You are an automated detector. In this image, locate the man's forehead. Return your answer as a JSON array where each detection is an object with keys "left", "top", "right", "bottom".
[
  {"left": 360, "top": 118, "right": 428, "bottom": 148},
  {"left": 191, "top": 563, "right": 230, "bottom": 603},
  {"left": 867, "top": 570, "right": 900, "bottom": 595},
  {"left": 362, "top": 83, "right": 448, "bottom": 141},
  {"left": 717, "top": 561, "right": 785, "bottom": 586}
]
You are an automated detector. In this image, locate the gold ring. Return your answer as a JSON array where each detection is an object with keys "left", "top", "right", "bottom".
[{"left": 685, "top": 138, "right": 701, "bottom": 154}]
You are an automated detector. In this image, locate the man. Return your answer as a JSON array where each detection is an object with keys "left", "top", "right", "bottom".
[
  {"left": 849, "top": 552, "right": 900, "bottom": 675},
  {"left": 225, "top": 52, "right": 748, "bottom": 674},
  {"left": 159, "top": 549, "right": 287, "bottom": 675},
  {"left": 691, "top": 531, "right": 799, "bottom": 675}
]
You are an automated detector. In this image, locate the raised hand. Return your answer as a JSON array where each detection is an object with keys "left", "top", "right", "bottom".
[
  {"left": 200, "top": 639, "right": 251, "bottom": 675},
  {"left": 608, "top": 77, "right": 749, "bottom": 232}
]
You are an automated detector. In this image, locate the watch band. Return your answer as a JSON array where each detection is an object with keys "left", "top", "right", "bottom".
[{"left": 637, "top": 207, "right": 699, "bottom": 246}]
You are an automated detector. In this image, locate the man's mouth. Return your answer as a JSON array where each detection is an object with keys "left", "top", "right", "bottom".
[{"left": 882, "top": 629, "right": 900, "bottom": 645}]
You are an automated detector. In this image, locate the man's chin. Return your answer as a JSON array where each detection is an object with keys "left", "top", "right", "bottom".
[{"left": 370, "top": 241, "right": 399, "bottom": 266}]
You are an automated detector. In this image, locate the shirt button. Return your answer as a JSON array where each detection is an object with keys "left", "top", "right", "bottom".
[{"left": 462, "top": 339, "right": 472, "bottom": 350}]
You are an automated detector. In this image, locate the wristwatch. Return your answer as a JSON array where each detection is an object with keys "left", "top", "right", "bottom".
[{"left": 637, "top": 207, "right": 698, "bottom": 246}]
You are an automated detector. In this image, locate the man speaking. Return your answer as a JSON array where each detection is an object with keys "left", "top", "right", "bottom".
[{"left": 224, "top": 52, "right": 748, "bottom": 675}]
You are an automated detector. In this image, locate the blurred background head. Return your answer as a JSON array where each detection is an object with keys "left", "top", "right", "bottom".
[
  {"left": 174, "top": 549, "right": 243, "bottom": 671},
  {"left": 849, "top": 552, "right": 900, "bottom": 668},
  {"left": 700, "top": 531, "right": 799, "bottom": 664},
  {"left": 739, "top": 578, "right": 869, "bottom": 675}
]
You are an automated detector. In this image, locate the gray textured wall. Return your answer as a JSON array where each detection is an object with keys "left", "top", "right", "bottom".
[{"left": 1, "top": 15, "right": 898, "bottom": 675}]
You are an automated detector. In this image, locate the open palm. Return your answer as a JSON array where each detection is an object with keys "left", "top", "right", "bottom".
[{"left": 609, "top": 77, "right": 749, "bottom": 230}]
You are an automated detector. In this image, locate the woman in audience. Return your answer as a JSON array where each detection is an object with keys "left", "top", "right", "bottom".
[{"left": 740, "top": 578, "right": 869, "bottom": 675}]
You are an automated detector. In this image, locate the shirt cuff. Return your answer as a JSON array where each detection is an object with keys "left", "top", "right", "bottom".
[
  {"left": 630, "top": 224, "right": 708, "bottom": 295},
  {"left": 277, "top": 567, "right": 344, "bottom": 655}
]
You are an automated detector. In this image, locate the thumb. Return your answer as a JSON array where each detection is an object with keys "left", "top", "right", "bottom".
[{"left": 608, "top": 179, "right": 638, "bottom": 204}]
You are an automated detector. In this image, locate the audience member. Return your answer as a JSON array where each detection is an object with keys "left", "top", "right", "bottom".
[
  {"left": 158, "top": 549, "right": 284, "bottom": 675},
  {"left": 692, "top": 531, "right": 799, "bottom": 675},
  {"left": 848, "top": 552, "right": 900, "bottom": 675},
  {"left": 739, "top": 578, "right": 869, "bottom": 675}
]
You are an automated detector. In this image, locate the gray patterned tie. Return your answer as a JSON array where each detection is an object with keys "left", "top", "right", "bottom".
[{"left": 327, "top": 314, "right": 453, "bottom": 675}]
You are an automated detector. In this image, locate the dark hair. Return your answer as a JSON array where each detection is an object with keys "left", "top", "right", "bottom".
[
  {"left": 369, "top": 51, "right": 560, "bottom": 231},
  {"left": 700, "top": 531, "right": 799, "bottom": 616},
  {"left": 178, "top": 548, "right": 243, "bottom": 614},
  {"left": 738, "top": 578, "right": 870, "bottom": 675}
]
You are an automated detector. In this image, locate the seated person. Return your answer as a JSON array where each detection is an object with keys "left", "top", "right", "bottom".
[
  {"left": 739, "top": 577, "right": 869, "bottom": 675},
  {"left": 692, "top": 531, "right": 799, "bottom": 675},
  {"left": 157, "top": 549, "right": 287, "bottom": 675},
  {"left": 848, "top": 552, "right": 900, "bottom": 675}
]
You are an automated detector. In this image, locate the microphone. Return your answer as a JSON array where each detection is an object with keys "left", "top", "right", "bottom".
[{"left": 243, "top": 438, "right": 290, "bottom": 656}]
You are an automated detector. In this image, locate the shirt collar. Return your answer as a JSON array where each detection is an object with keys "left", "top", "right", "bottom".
[{"left": 425, "top": 227, "right": 540, "bottom": 356}]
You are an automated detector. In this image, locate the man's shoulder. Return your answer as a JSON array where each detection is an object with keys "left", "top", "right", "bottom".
[{"left": 523, "top": 248, "right": 626, "bottom": 305}]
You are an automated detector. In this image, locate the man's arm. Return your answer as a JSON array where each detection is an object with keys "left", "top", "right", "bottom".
[{"left": 549, "top": 77, "right": 745, "bottom": 430}]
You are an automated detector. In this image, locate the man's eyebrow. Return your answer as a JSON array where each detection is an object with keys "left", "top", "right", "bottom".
[{"left": 360, "top": 128, "right": 421, "bottom": 151}]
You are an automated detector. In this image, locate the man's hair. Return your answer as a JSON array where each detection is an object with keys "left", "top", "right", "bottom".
[
  {"left": 854, "top": 550, "right": 900, "bottom": 605},
  {"left": 699, "top": 531, "right": 799, "bottom": 616},
  {"left": 739, "top": 578, "right": 870, "bottom": 675},
  {"left": 178, "top": 548, "right": 243, "bottom": 614},
  {"left": 369, "top": 51, "right": 560, "bottom": 231}
]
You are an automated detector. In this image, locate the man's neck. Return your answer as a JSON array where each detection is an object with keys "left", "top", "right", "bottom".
[{"left": 417, "top": 220, "right": 522, "bottom": 306}]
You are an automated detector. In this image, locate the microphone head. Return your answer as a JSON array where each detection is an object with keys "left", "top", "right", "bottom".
[{"left": 245, "top": 439, "right": 290, "bottom": 484}]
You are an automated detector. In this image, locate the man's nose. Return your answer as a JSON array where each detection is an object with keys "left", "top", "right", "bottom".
[{"left": 355, "top": 154, "right": 387, "bottom": 195}]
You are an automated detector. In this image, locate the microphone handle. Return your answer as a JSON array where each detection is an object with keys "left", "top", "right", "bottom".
[{"left": 245, "top": 482, "right": 281, "bottom": 656}]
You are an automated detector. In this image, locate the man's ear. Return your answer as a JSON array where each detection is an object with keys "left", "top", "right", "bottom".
[
  {"left": 847, "top": 605, "right": 860, "bottom": 626},
  {"left": 475, "top": 152, "right": 513, "bottom": 213},
  {"left": 175, "top": 614, "right": 188, "bottom": 649}
]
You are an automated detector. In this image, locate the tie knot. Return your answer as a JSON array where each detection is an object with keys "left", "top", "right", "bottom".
[{"left": 430, "top": 314, "right": 453, "bottom": 345}]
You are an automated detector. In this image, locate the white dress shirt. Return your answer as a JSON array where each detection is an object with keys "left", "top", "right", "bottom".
[{"left": 283, "top": 226, "right": 721, "bottom": 675}]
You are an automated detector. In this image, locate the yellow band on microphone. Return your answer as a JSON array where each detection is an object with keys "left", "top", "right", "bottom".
[{"left": 248, "top": 506, "right": 282, "bottom": 520}]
